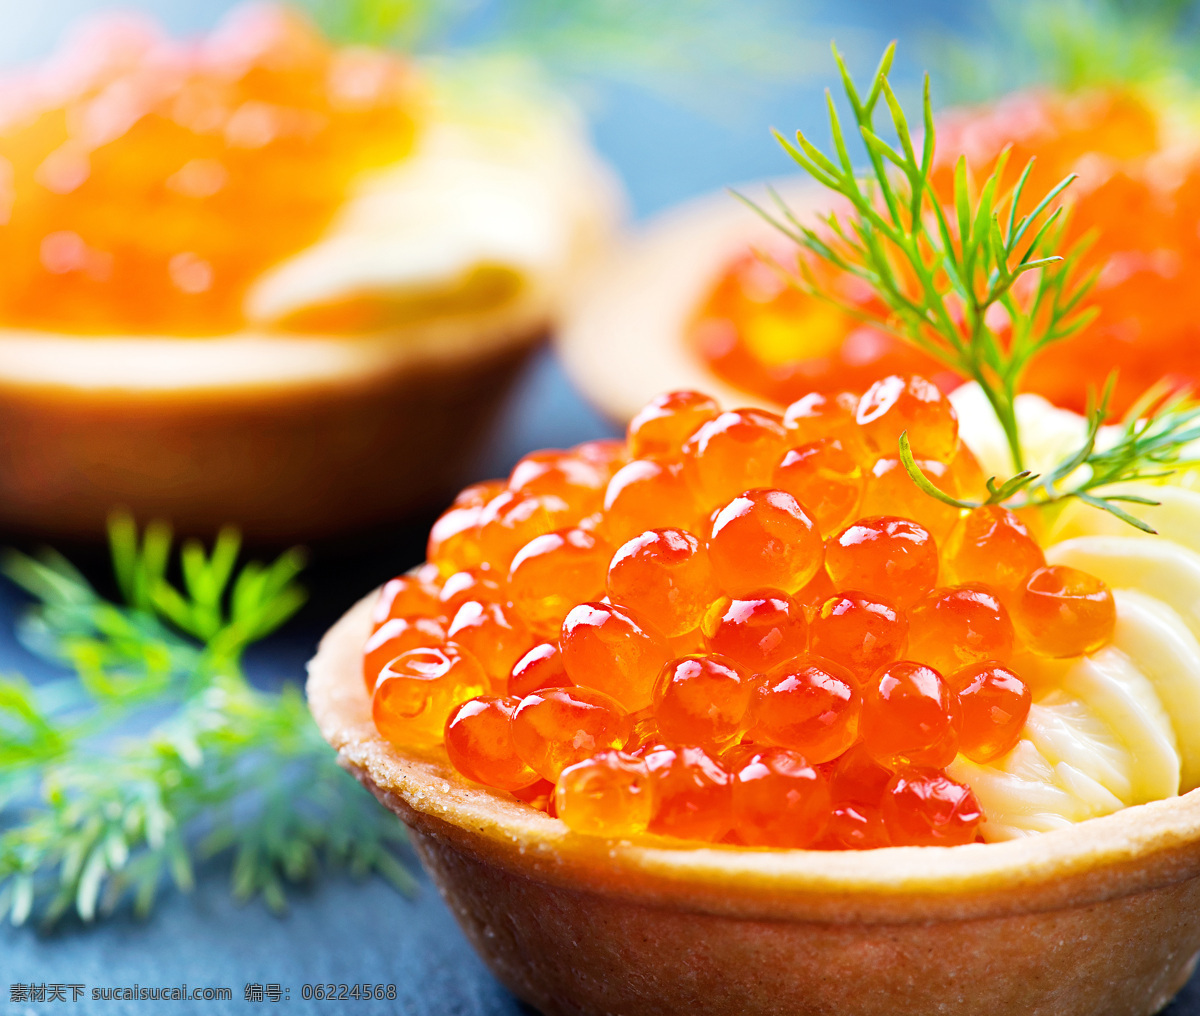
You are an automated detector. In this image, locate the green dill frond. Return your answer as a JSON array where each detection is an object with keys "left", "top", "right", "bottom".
[{"left": 0, "top": 516, "right": 412, "bottom": 928}]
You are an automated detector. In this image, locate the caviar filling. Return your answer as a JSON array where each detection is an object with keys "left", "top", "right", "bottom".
[
  {"left": 0, "top": 5, "right": 419, "bottom": 335},
  {"left": 691, "top": 86, "right": 1200, "bottom": 417},
  {"left": 364, "top": 377, "right": 1118, "bottom": 849}
]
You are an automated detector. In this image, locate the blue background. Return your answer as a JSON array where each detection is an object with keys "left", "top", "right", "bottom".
[{"left": 5, "top": 1, "right": 1199, "bottom": 1013}]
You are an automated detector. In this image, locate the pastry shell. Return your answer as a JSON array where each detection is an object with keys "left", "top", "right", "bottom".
[
  {"left": 0, "top": 315, "right": 539, "bottom": 542},
  {"left": 308, "top": 593, "right": 1200, "bottom": 1016}
]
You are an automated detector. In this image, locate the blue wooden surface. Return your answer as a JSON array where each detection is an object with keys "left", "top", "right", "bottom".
[{"left": 5, "top": 1, "right": 1200, "bottom": 1012}]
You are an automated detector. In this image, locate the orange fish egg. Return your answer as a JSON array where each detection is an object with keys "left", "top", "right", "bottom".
[
  {"left": 809, "top": 592, "right": 908, "bottom": 682},
  {"left": 680, "top": 408, "right": 790, "bottom": 509},
  {"left": 372, "top": 643, "right": 487, "bottom": 747},
  {"left": 825, "top": 516, "right": 939, "bottom": 608},
  {"left": 508, "top": 641, "right": 572, "bottom": 698},
  {"left": 772, "top": 438, "right": 864, "bottom": 537},
  {"left": 560, "top": 601, "right": 671, "bottom": 711},
  {"left": 746, "top": 656, "right": 861, "bottom": 763},
  {"left": 446, "top": 600, "right": 531, "bottom": 687},
  {"left": 602, "top": 458, "right": 700, "bottom": 547},
  {"left": 476, "top": 490, "right": 577, "bottom": 572},
  {"left": 708, "top": 488, "right": 822, "bottom": 596},
  {"left": 508, "top": 450, "right": 607, "bottom": 516},
  {"left": 944, "top": 505, "right": 1047, "bottom": 597},
  {"left": 824, "top": 745, "right": 893, "bottom": 850},
  {"left": 906, "top": 585, "right": 1015, "bottom": 678},
  {"left": 783, "top": 390, "right": 863, "bottom": 448},
  {"left": 1013, "top": 564, "right": 1116, "bottom": 658},
  {"left": 510, "top": 686, "right": 632, "bottom": 781},
  {"left": 362, "top": 615, "right": 446, "bottom": 692},
  {"left": 439, "top": 568, "right": 503, "bottom": 616},
  {"left": 444, "top": 695, "right": 539, "bottom": 791},
  {"left": 653, "top": 654, "right": 752, "bottom": 750},
  {"left": 860, "top": 660, "right": 960, "bottom": 768},
  {"left": 427, "top": 502, "right": 488, "bottom": 578},
  {"left": 730, "top": 747, "right": 832, "bottom": 848},
  {"left": 643, "top": 744, "right": 733, "bottom": 842},
  {"left": 573, "top": 438, "right": 629, "bottom": 481},
  {"left": 508, "top": 528, "right": 610, "bottom": 636},
  {"left": 948, "top": 661, "right": 1031, "bottom": 763},
  {"left": 371, "top": 573, "right": 441, "bottom": 631},
  {"left": 606, "top": 527, "right": 715, "bottom": 637},
  {"left": 627, "top": 390, "right": 721, "bottom": 460},
  {"left": 860, "top": 456, "right": 964, "bottom": 542},
  {"left": 555, "top": 750, "right": 653, "bottom": 837},
  {"left": 856, "top": 375, "right": 959, "bottom": 461},
  {"left": 702, "top": 592, "right": 809, "bottom": 673},
  {"left": 882, "top": 768, "right": 983, "bottom": 847}
]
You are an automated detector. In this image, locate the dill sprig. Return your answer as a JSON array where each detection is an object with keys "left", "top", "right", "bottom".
[
  {"left": 0, "top": 515, "right": 413, "bottom": 928},
  {"left": 746, "top": 43, "right": 1200, "bottom": 532}
]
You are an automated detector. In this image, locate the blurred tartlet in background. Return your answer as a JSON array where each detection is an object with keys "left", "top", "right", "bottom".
[
  {"left": 0, "top": 3, "right": 620, "bottom": 541},
  {"left": 561, "top": 83, "right": 1200, "bottom": 422}
]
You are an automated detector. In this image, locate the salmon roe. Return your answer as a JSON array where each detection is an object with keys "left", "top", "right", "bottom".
[
  {"left": 366, "top": 381, "right": 1117, "bottom": 849},
  {"left": 0, "top": 5, "right": 420, "bottom": 335},
  {"left": 691, "top": 87, "right": 1200, "bottom": 419}
]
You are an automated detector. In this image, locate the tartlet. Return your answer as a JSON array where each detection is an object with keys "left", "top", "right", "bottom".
[
  {"left": 309, "top": 591, "right": 1200, "bottom": 1016},
  {"left": 0, "top": 7, "right": 619, "bottom": 541},
  {"left": 560, "top": 85, "right": 1200, "bottom": 425},
  {"left": 308, "top": 379, "right": 1200, "bottom": 1014}
]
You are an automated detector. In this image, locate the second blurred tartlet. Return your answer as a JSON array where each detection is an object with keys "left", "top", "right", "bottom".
[{"left": 0, "top": 4, "right": 620, "bottom": 540}]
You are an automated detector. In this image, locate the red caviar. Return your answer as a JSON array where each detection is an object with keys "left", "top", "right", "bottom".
[
  {"left": 444, "top": 695, "right": 538, "bottom": 791},
  {"left": 365, "top": 380, "right": 1118, "bottom": 848}
]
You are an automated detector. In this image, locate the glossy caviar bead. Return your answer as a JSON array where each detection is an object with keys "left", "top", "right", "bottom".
[
  {"left": 573, "top": 438, "right": 629, "bottom": 480},
  {"left": 948, "top": 662, "right": 1031, "bottom": 763},
  {"left": 446, "top": 600, "right": 531, "bottom": 686},
  {"left": 1013, "top": 564, "right": 1116, "bottom": 658},
  {"left": 856, "top": 375, "right": 958, "bottom": 461},
  {"left": 439, "top": 568, "right": 503, "bottom": 616},
  {"left": 809, "top": 593, "right": 907, "bottom": 681},
  {"left": 825, "top": 801, "right": 892, "bottom": 850},
  {"left": 860, "top": 660, "right": 960, "bottom": 768},
  {"left": 943, "top": 506, "right": 1047, "bottom": 596},
  {"left": 680, "top": 408, "right": 790, "bottom": 509},
  {"left": 444, "top": 695, "right": 538, "bottom": 791},
  {"left": 821, "top": 745, "right": 894, "bottom": 849},
  {"left": 783, "top": 391, "right": 862, "bottom": 447},
  {"left": 362, "top": 616, "right": 446, "bottom": 692},
  {"left": 508, "top": 528, "right": 610, "bottom": 636},
  {"left": 653, "top": 654, "right": 752, "bottom": 750},
  {"left": 794, "top": 567, "right": 838, "bottom": 612},
  {"left": 510, "top": 686, "right": 632, "bottom": 781},
  {"left": 746, "top": 656, "right": 861, "bottom": 764},
  {"left": 606, "top": 528, "right": 716, "bottom": 637},
  {"left": 906, "top": 585, "right": 1015, "bottom": 678},
  {"left": 427, "top": 502, "right": 487, "bottom": 577},
  {"left": 825, "top": 516, "right": 939, "bottom": 609},
  {"left": 602, "top": 458, "right": 700, "bottom": 547},
  {"left": 772, "top": 438, "right": 864, "bottom": 537},
  {"left": 882, "top": 768, "right": 983, "bottom": 846},
  {"left": 372, "top": 644, "right": 488, "bottom": 747},
  {"left": 476, "top": 489, "right": 576, "bottom": 572},
  {"left": 560, "top": 602, "right": 672, "bottom": 712},
  {"left": 555, "top": 750, "right": 653, "bottom": 837},
  {"left": 644, "top": 745, "right": 733, "bottom": 841},
  {"left": 626, "top": 708, "right": 663, "bottom": 753},
  {"left": 731, "top": 747, "right": 832, "bottom": 848},
  {"left": 508, "top": 450, "right": 606, "bottom": 516},
  {"left": 371, "top": 574, "right": 441, "bottom": 631},
  {"left": 708, "top": 488, "right": 822, "bottom": 596},
  {"left": 860, "top": 456, "right": 964, "bottom": 542},
  {"left": 454, "top": 480, "right": 508, "bottom": 509},
  {"left": 627, "top": 390, "right": 721, "bottom": 460},
  {"left": 508, "top": 641, "right": 572, "bottom": 698},
  {"left": 702, "top": 593, "right": 809, "bottom": 673}
]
